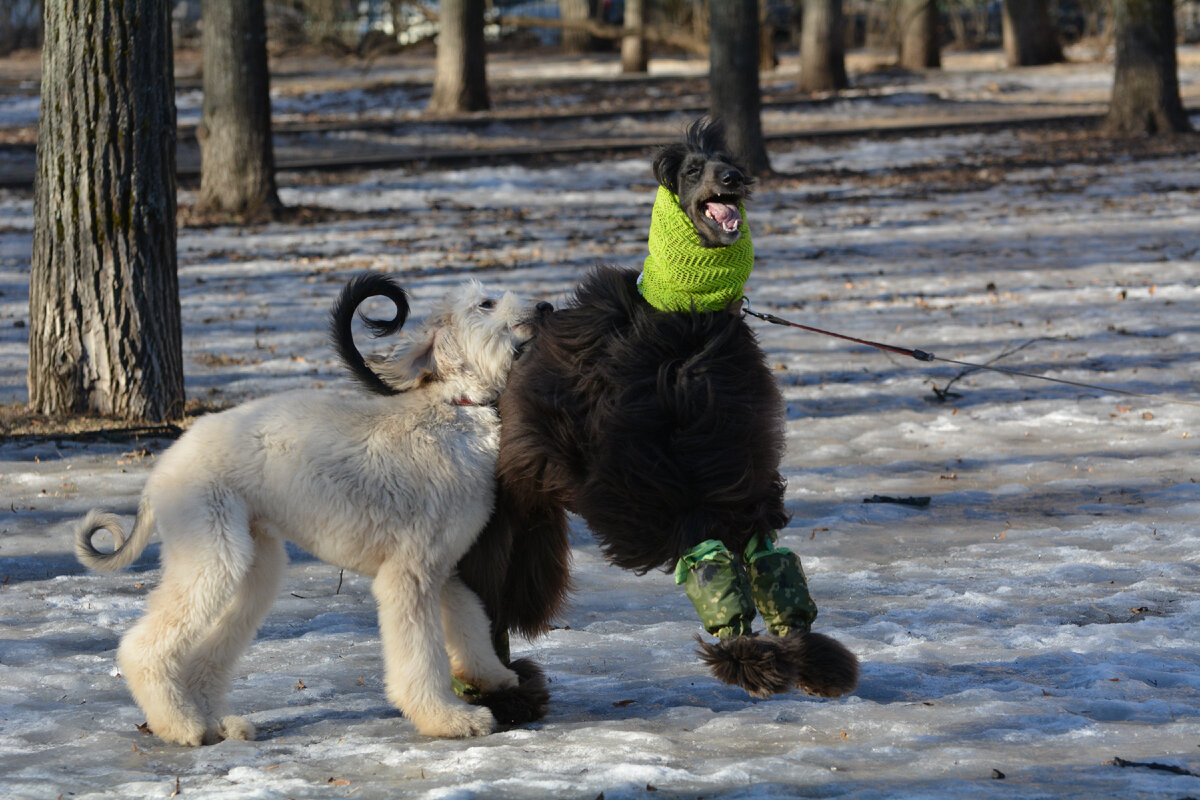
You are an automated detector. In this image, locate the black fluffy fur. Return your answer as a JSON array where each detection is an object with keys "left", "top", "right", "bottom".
[
  {"left": 493, "top": 267, "right": 788, "bottom": 574},
  {"left": 696, "top": 632, "right": 860, "bottom": 700},
  {"left": 329, "top": 272, "right": 410, "bottom": 397},
  {"left": 469, "top": 658, "right": 550, "bottom": 728}
]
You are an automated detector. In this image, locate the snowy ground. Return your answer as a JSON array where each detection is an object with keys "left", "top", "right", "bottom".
[{"left": 2, "top": 53, "right": 1200, "bottom": 800}]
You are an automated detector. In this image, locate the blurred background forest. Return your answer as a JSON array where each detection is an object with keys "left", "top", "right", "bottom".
[{"left": 4, "top": 0, "right": 1200, "bottom": 58}]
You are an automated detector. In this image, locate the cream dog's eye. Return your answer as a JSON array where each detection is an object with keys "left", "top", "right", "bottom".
[{"left": 478, "top": 299, "right": 496, "bottom": 310}]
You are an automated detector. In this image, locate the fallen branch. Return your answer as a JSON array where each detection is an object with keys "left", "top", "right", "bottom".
[
  {"left": 1104, "top": 756, "right": 1200, "bottom": 777},
  {"left": 863, "top": 495, "right": 931, "bottom": 507}
]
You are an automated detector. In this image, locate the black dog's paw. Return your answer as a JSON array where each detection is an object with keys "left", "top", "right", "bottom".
[
  {"left": 696, "top": 631, "right": 859, "bottom": 699},
  {"left": 782, "top": 631, "right": 860, "bottom": 698},
  {"left": 695, "top": 634, "right": 795, "bottom": 699},
  {"left": 472, "top": 658, "right": 550, "bottom": 727}
]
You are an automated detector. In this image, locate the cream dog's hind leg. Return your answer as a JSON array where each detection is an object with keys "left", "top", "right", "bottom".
[
  {"left": 373, "top": 559, "right": 496, "bottom": 738},
  {"left": 183, "top": 532, "right": 287, "bottom": 743},
  {"left": 117, "top": 495, "right": 256, "bottom": 746}
]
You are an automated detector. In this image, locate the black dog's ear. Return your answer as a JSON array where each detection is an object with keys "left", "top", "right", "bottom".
[{"left": 652, "top": 142, "right": 688, "bottom": 193}]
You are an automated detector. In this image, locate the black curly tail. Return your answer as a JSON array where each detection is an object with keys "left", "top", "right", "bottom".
[
  {"left": 329, "top": 271, "right": 410, "bottom": 396},
  {"left": 697, "top": 631, "right": 859, "bottom": 700}
]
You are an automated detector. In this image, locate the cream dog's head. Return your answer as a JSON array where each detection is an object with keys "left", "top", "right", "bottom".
[
  {"left": 330, "top": 272, "right": 551, "bottom": 405},
  {"left": 371, "top": 281, "right": 549, "bottom": 405}
]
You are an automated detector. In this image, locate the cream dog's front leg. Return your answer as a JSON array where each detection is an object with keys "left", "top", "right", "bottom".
[{"left": 372, "top": 559, "right": 496, "bottom": 738}]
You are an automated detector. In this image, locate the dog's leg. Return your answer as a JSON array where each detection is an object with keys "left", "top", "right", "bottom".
[
  {"left": 184, "top": 531, "right": 287, "bottom": 744},
  {"left": 372, "top": 559, "right": 496, "bottom": 738},
  {"left": 118, "top": 514, "right": 256, "bottom": 745},
  {"left": 440, "top": 575, "right": 519, "bottom": 693}
]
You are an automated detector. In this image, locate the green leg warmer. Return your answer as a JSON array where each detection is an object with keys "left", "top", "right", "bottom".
[
  {"left": 744, "top": 533, "right": 818, "bottom": 637},
  {"left": 675, "top": 540, "right": 756, "bottom": 639}
]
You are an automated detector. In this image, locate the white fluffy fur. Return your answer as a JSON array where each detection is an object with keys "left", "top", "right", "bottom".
[{"left": 75, "top": 282, "right": 536, "bottom": 745}]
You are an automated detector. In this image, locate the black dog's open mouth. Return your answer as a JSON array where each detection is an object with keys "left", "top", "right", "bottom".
[{"left": 702, "top": 196, "right": 741, "bottom": 234}]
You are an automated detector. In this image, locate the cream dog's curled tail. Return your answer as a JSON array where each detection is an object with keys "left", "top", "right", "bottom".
[{"left": 75, "top": 499, "right": 156, "bottom": 572}]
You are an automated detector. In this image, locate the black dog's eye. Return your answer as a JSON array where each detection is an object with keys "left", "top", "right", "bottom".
[
  {"left": 685, "top": 165, "right": 701, "bottom": 177},
  {"left": 479, "top": 299, "right": 497, "bottom": 310}
]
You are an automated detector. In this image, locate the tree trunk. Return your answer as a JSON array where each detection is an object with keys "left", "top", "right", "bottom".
[
  {"left": 196, "top": 0, "right": 280, "bottom": 219},
  {"left": 898, "top": 0, "right": 940, "bottom": 70},
  {"left": 621, "top": 0, "right": 648, "bottom": 73},
  {"left": 759, "top": 0, "right": 778, "bottom": 71},
  {"left": 30, "top": 0, "right": 184, "bottom": 422},
  {"left": 709, "top": 0, "right": 771, "bottom": 176},
  {"left": 1001, "top": 0, "right": 1063, "bottom": 66},
  {"left": 1105, "top": 0, "right": 1192, "bottom": 135},
  {"left": 799, "top": 0, "right": 847, "bottom": 93},
  {"left": 429, "top": 0, "right": 490, "bottom": 113},
  {"left": 561, "top": 0, "right": 593, "bottom": 54}
]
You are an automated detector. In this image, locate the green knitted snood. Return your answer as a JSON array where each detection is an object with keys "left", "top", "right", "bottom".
[{"left": 638, "top": 185, "right": 754, "bottom": 312}]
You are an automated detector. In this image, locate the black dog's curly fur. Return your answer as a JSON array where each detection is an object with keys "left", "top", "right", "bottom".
[
  {"left": 329, "top": 272, "right": 410, "bottom": 397},
  {"left": 696, "top": 632, "right": 861, "bottom": 700},
  {"left": 493, "top": 267, "right": 788, "bottom": 574},
  {"left": 467, "top": 657, "right": 550, "bottom": 727}
]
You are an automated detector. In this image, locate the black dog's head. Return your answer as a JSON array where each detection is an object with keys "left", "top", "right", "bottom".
[{"left": 652, "top": 117, "right": 753, "bottom": 248}]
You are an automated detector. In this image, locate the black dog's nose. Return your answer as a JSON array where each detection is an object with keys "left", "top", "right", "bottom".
[
  {"left": 536, "top": 301, "right": 554, "bottom": 316},
  {"left": 720, "top": 169, "right": 744, "bottom": 188}
]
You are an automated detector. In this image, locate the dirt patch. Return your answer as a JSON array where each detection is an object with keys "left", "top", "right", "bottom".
[{"left": 0, "top": 398, "right": 228, "bottom": 442}]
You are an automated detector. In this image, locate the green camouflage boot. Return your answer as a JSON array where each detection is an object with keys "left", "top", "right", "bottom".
[
  {"left": 674, "top": 539, "right": 756, "bottom": 639},
  {"left": 744, "top": 533, "right": 818, "bottom": 637}
]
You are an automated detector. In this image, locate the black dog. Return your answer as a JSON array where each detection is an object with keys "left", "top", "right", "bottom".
[{"left": 334, "top": 120, "right": 858, "bottom": 720}]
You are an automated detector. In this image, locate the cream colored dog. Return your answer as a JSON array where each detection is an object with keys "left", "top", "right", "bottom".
[{"left": 75, "top": 275, "right": 542, "bottom": 745}]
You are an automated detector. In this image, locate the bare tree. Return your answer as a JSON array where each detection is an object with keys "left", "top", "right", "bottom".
[
  {"left": 1105, "top": 0, "right": 1192, "bottom": 135},
  {"left": 429, "top": 0, "right": 489, "bottom": 113},
  {"left": 1002, "top": 0, "right": 1063, "bottom": 66},
  {"left": 899, "top": 0, "right": 940, "bottom": 70},
  {"left": 561, "top": 0, "right": 593, "bottom": 54},
  {"left": 759, "top": 0, "right": 778, "bottom": 71},
  {"left": 621, "top": 0, "right": 648, "bottom": 73},
  {"left": 196, "top": 0, "right": 281, "bottom": 220},
  {"left": 799, "top": 0, "right": 848, "bottom": 93},
  {"left": 710, "top": 0, "right": 771, "bottom": 175},
  {"left": 29, "top": 0, "right": 184, "bottom": 422}
]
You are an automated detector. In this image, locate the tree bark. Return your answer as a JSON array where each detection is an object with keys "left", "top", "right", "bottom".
[
  {"left": 30, "top": 0, "right": 184, "bottom": 422},
  {"left": 196, "top": 0, "right": 280, "bottom": 219},
  {"left": 799, "top": 0, "right": 848, "bottom": 93},
  {"left": 560, "top": 0, "right": 593, "bottom": 54},
  {"left": 1001, "top": 0, "right": 1063, "bottom": 67},
  {"left": 1105, "top": 0, "right": 1192, "bottom": 135},
  {"left": 429, "top": 0, "right": 489, "bottom": 113},
  {"left": 621, "top": 0, "right": 648, "bottom": 73},
  {"left": 759, "top": 0, "right": 777, "bottom": 71},
  {"left": 709, "top": 0, "right": 771, "bottom": 176},
  {"left": 898, "top": 0, "right": 940, "bottom": 70}
]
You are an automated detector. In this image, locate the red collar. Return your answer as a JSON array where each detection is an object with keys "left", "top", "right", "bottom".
[{"left": 452, "top": 397, "right": 479, "bottom": 406}]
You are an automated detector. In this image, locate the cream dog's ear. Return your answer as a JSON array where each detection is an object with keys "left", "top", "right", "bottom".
[{"left": 373, "top": 322, "right": 443, "bottom": 391}]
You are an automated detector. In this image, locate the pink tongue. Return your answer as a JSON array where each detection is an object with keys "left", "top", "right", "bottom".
[{"left": 706, "top": 201, "right": 740, "bottom": 232}]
